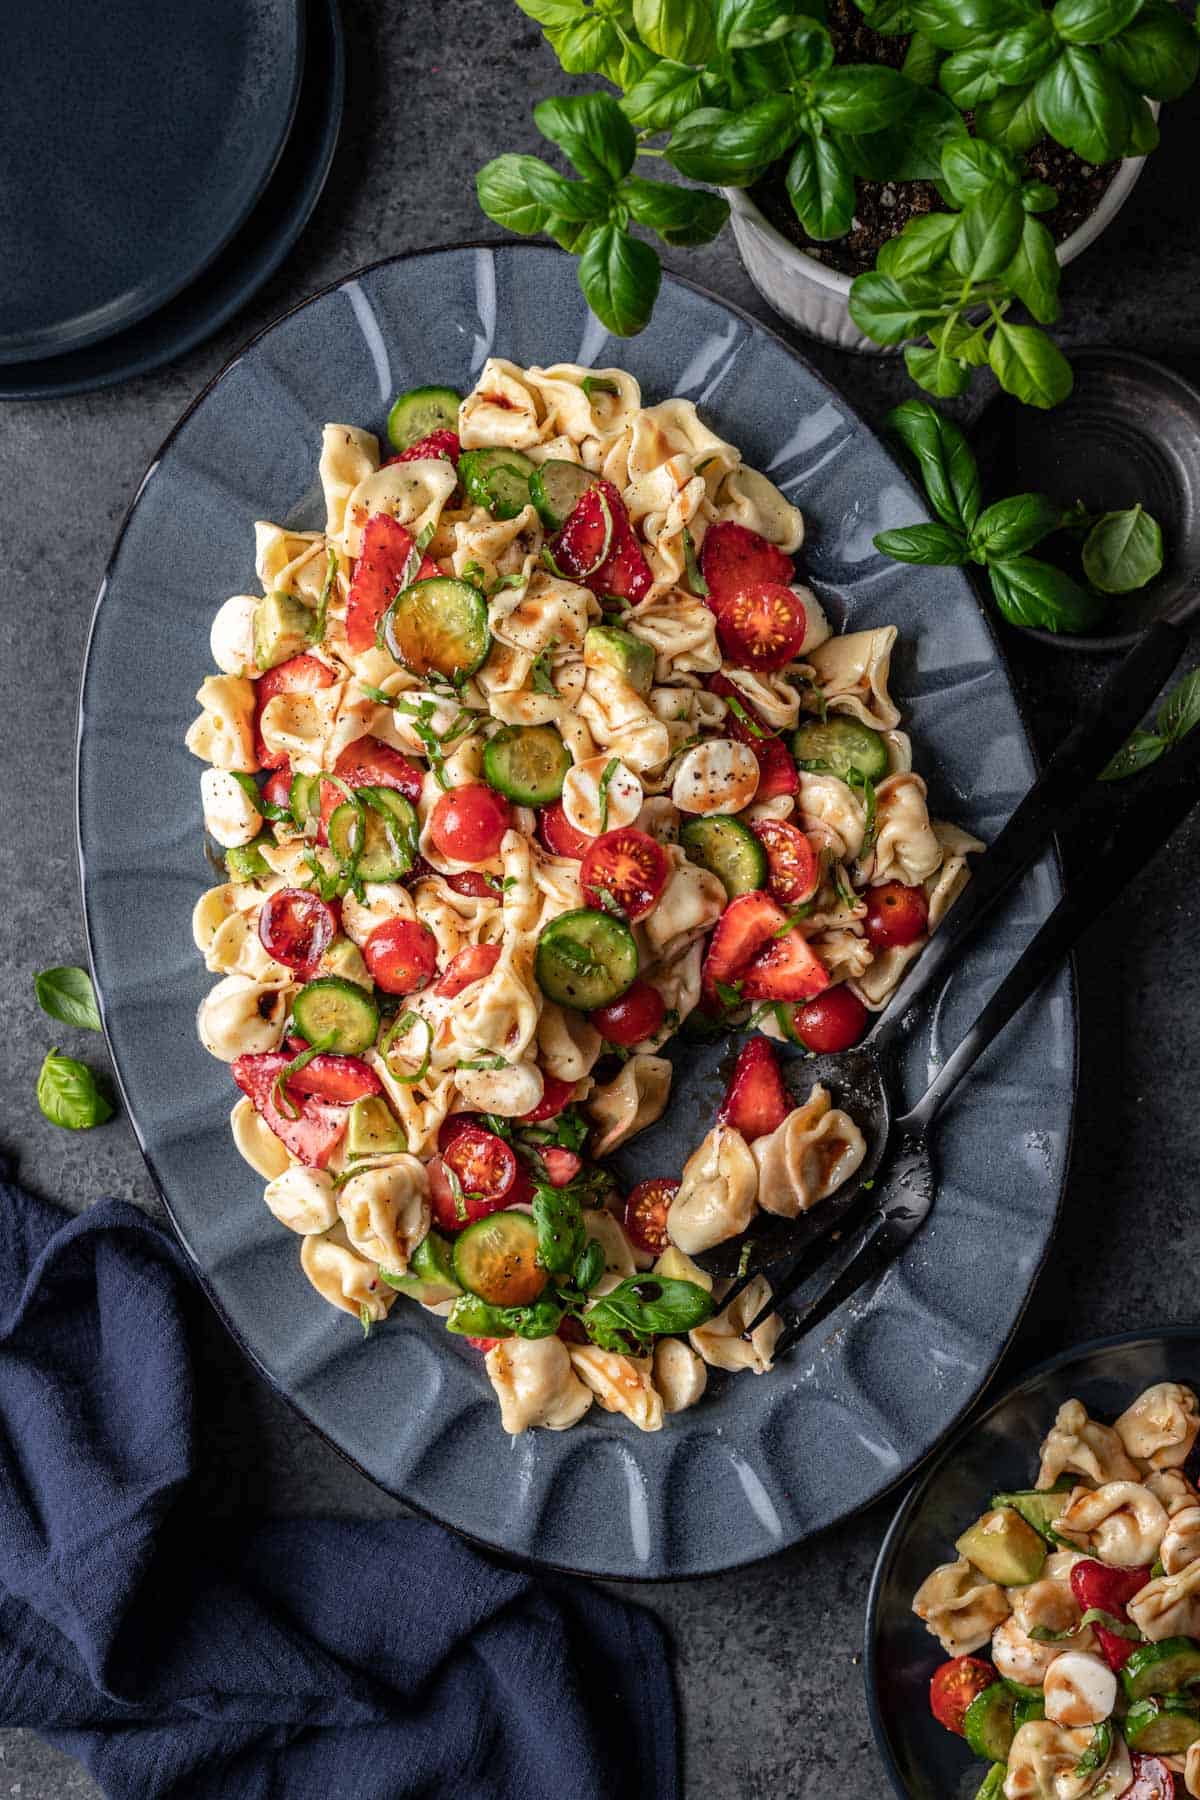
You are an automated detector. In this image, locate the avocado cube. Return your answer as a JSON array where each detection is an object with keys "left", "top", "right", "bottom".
[
  {"left": 345, "top": 1095, "right": 407, "bottom": 1158},
  {"left": 225, "top": 834, "right": 272, "bottom": 883},
  {"left": 318, "top": 936, "right": 372, "bottom": 989},
  {"left": 956, "top": 1507, "right": 1047, "bottom": 1587},
  {"left": 584, "top": 625, "right": 654, "bottom": 697},
  {"left": 991, "top": 1485, "right": 1074, "bottom": 1544},
  {"left": 254, "top": 590, "right": 313, "bottom": 671}
]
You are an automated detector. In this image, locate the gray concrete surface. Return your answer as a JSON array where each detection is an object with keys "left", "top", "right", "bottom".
[{"left": 2, "top": 3, "right": 1199, "bottom": 1793}]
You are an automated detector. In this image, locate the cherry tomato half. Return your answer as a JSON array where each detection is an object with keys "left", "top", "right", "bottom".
[
  {"left": 538, "top": 800, "right": 593, "bottom": 860},
  {"left": 262, "top": 765, "right": 293, "bottom": 811},
  {"left": 714, "top": 583, "right": 808, "bottom": 672},
  {"left": 443, "top": 869, "right": 499, "bottom": 898},
  {"left": 519, "top": 1074, "right": 578, "bottom": 1123},
  {"left": 751, "top": 818, "right": 818, "bottom": 905},
  {"left": 929, "top": 1657, "right": 994, "bottom": 1737},
  {"left": 363, "top": 917, "right": 438, "bottom": 994},
  {"left": 864, "top": 881, "right": 929, "bottom": 950},
  {"left": 542, "top": 1147, "right": 582, "bottom": 1187},
  {"left": 792, "top": 986, "right": 869, "bottom": 1054},
  {"left": 258, "top": 888, "right": 337, "bottom": 973},
  {"left": 428, "top": 1125, "right": 518, "bottom": 1231},
  {"left": 580, "top": 828, "right": 670, "bottom": 921},
  {"left": 436, "top": 942, "right": 502, "bottom": 998},
  {"left": 590, "top": 979, "right": 666, "bottom": 1048},
  {"left": 624, "top": 1179, "right": 678, "bottom": 1256},
  {"left": 429, "top": 783, "right": 511, "bottom": 863}
]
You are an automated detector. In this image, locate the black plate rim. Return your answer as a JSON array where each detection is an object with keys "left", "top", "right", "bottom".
[
  {"left": 863, "top": 1320, "right": 1200, "bottom": 1794},
  {"left": 976, "top": 345, "right": 1200, "bottom": 655},
  {"left": 75, "top": 239, "right": 1077, "bottom": 1582}
]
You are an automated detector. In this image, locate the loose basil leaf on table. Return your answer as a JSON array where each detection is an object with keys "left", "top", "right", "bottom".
[
  {"left": 1101, "top": 667, "right": 1200, "bottom": 780},
  {"left": 969, "top": 493, "right": 1063, "bottom": 561},
  {"left": 37, "top": 1049, "right": 114, "bottom": 1131},
  {"left": 886, "top": 400, "right": 982, "bottom": 532},
  {"left": 34, "top": 965, "right": 102, "bottom": 1032},
  {"left": 874, "top": 521, "right": 969, "bottom": 564},
  {"left": 987, "top": 555, "right": 1104, "bottom": 633},
  {"left": 1081, "top": 503, "right": 1164, "bottom": 594}
]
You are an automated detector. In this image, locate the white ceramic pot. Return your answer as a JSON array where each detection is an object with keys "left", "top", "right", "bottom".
[{"left": 725, "top": 144, "right": 1153, "bottom": 354}]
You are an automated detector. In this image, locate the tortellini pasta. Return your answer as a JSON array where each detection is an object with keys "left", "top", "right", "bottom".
[
  {"left": 1057, "top": 1480, "right": 1168, "bottom": 1567},
  {"left": 750, "top": 1084, "right": 867, "bottom": 1218},
  {"left": 568, "top": 1346, "right": 664, "bottom": 1432},
  {"left": 185, "top": 674, "right": 257, "bottom": 771},
  {"left": 586, "top": 1055, "right": 672, "bottom": 1156},
  {"left": 689, "top": 1275, "right": 781, "bottom": 1375},
  {"left": 668, "top": 1124, "right": 759, "bottom": 1256},
  {"left": 336, "top": 1158, "right": 431, "bottom": 1272},
  {"left": 912, "top": 1558, "right": 1011, "bottom": 1657},
  {"left": 1114, "top": 1382, "right": 1200, "bottom": 1470},
  {"left": 485, "top": 1336, "right": 594, "bottom": 1434},
  {"left": 1036, "top": 1400, "right": 1140, "bottom": 1490},
  {"left": 300, "top": 1226, "right": 395, "bottom": 1323}
]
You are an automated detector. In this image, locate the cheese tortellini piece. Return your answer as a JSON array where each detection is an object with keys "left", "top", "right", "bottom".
[
  {"left": 1002, "top": 1721, "right": 1130, "bottom": 1800},
  {"left": 667, "top": 1124, "right": 759, "bottom": 1255},
  {"left": 300, "top": 1226, "right": 395, "bottom": 1323},
  {"left": 336, "top": 1157, "right": 431, "bottom": 1273},
  {"left": 197, "top": 975, "right": 288, "bottom": 1061},
  {"left": 1057, "top": 1480, "right": 1168, "bottom": 1567},
  {"left": 585, "top": 1055, "right": 672, "bottom": 1156},
  {"left": 750, "top": 1085, "right": 867, "bottom": 1218},
  {"left": 1127, "top": 1555, "right": 1200, "bottom": 1642},
  {"left": 485, "top": 1336, "right": 594, "bottom": 1434},
  {"left": 264, "top": 1167, "right": 339, "bottom": 1236},
  {"left": 568, "top": 1346, "right": 664, "bottom": 1432},
  {"left": 689, "top": 1275, "right": 780, "bottom": 1375},
  {"left": 652, "top": 1338, "right": 708, "bottom": 1414},
  {"left": 1114, "top": 1382, "right": 1200, "bottom": 1470},
  {"left": 912, "top": 1558, "right": 1010, "bottom": 1657},
  {"left": 1036, "top": 1399, "right": 1140, "bottom": 1490},
  {"left": 185, "top": 674, "right": 257, "bottom": 771}
]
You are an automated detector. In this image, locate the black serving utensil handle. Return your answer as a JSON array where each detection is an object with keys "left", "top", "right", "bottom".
[
  {"left": 897, "top": 715, "right": 1200, "bottom": 1137},
  {"left": 871, "top": 617, "right": 1186, "bottom": 1058}
]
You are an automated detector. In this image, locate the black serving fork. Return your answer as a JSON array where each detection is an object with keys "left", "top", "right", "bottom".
[{"left": 703, "top": 618, "right": 1197, "bottom": 1355}]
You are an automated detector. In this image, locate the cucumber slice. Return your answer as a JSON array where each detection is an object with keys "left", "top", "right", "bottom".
[
  {"left": 387, "top": 384, "right": 460, "bottom": 452},
  {"left": 383, "top": 576, "right": 491, "bottom": 680},
  {"left": 483, "top": 724, "right": 571, "bottom": 805},
  {"left": 529, "top": 459, "right": 594, "bottom": 530},
  {"left": 962, "top": 1682, "right": 1016, "bottom": 1764},
  {"left": 290, "top": 770, "right": 321, "bottom": 833},
  {"left": 452, "top": 1211, "right": 547, "bottom": 1307},
  {"left": 292, "top": 976, "right": 380, "bottom": 1055},
  {"left": 381, "top": 1229, "right": 463, "bottom": 1305},
  {"left": 680, "top": 815, "right": 768, "bottom": 899},
  {"left": 792, "top": 717, "right": 888, "bottom": 783},
  {"left": 458, "top": 447, "right": 538, "bottom": 520},
  {"left": 328, "top": 788, "right": 418, "bottom": 881},
  {"left": 991, "top": 1483, "right": 1075, "bottom": 1543},
  {"left": 225, "top": 835, "right": 272, "bottom": 883},
  {"left": 1125, "top": 1696, "right": 1200, "bottom": 1754},
  {"left": 1123, "top": 1638, "right": 1200, "bottom": 1702},
  {"left": 535, "top": 908, "right": 639, "bottom": 1011}
]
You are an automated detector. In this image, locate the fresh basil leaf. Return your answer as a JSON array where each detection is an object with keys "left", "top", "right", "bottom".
[
  {"left": 987, "top": 554, "right": 1104, "bottom": 632},
  {"left": 514, "top": 0, "right": 581, "bottom": 25},
  {"left": 623, "top": 176, "right": 730, "bottom": 246},
  {"left": 1003, "top": 216, "right": 1061, "bottom": 324},
  {"left": 876, "top": 211, "right": 958, "bottom": 278},
  {"left": 633, "top": 0, "right": 716, "bottom": 61},
  {"left": 933, "top": 313, "right": 992, "bottom": 365},
  {"left": 848, "top": 271, "right": 949, "bottom": 347},
  {"left": 667, "top": 96, "right": 799, "bottom": 185},
  {"left": 533, "top": 1181, "right": 586, "bottom": 1275},
  {"left": 857, "top": 0, "right": 917, "bottom": 32},
  {"left": 578, "top": 225, "right": 661, "bottom": 336},
  {"left": 1099, "top": 727, "right": 1167, "bottom": 780},
  {"left": 572, "top": 1237, "right": 607, "bottom": 1293},
  {"left": 535, "top": 93, "right": 637, "bottom": 184},
  {"left": 1073, "top": 1722, "right": 1112, "bottom": 1780},
  {"left": 1158, "top": 668, "right": 1200, "bottom": 746},
  {"left": 477, "top": 155, "right": 557, "bottom": 236},
  {"left": 550, "top": 11, "right": 623, "bottom": 75},
  {"left": 37, "top": 1048, "right": 114, "bottom": 1130},
  {"left": 875, "top": 520, "right": 970, "bottom": 563},
  {"left": 682, "top": 526, "right": 709, "bottom": 595},
  {"left": 844, "top": 85, "right": 967, "bottom": 181},
  {"left": 1035, "top": 46, "right": 1132, "bottom": 162},
  {"left": 623, "top": 61, "right": 724, "bottom": 130},
  {"left": 1081, "top": 503, "right": 1164, "bottom": 594},
  {"left": 903, "top": 341, "right": 972, "bottom": 397},
  {"left": 1052, "top": 0, "right": 1140, "bottom": 46},
  {"left": 521, "top": 161, "right": 611, "bottom": 222},
  {"left": 34, "top": 966, "right": 102, "bottom": 1032},
  {"left": 949, "top": 188, "right": 1025, "bottom": 281},
  {"left": 991, "top": 17, "right": 1059, "bottom": 83},
  {"left": 906, "top": 0, "right": 1039, "bottom": 50},
  {"left": 974, "top": 82, "right": 1045, "bottom": 151},
  {"left": 1100, "top": 1, "right": 1200, "bottom": 100},
  {"left": 544, "top": 213, "right": 598, "bottom": 255},
  {"left": 886, "top": 398, "right": 982, "bottom": 530},
  {"left": 971, "top": 493, "right": 1063, "bottom": 560},
  {"left": 939, "top": 44, "right": 1005, "bottom": 105},
  {"left": 714, "top": 0, "right": 812, "bottom": 53},
  {"left": 731, "top": 20, "right": 834, "bottom": 94},
  {"left": 584, "top": 1275, "right": 715, "bottom": 1350},
  {"left": 940, "top": 136, "right": 1021, "bottom": 205},
  {"left": 446, "top": 1293, "right": 563, "bottom": 1341},
  {"left": 1021, "top": 179, "right": 1058, "bottom": 212},
  {"left": 786, "top": 132, "right": 855, "bottom": 240},
  {"left": 902, "top": 29, "right": 943, "bottom": 81},
  {"left": 1077, "top": 1607, "right": 1141, "bottom": 1639},
  {"left": 808, "top": 63, "right": 917, "bottom": 131},
  {"left": 988, "top": 321, "right": 1073, "bottom": 411},
  {"left": 1123, "top": 93, "right": 1160, "bottom": 154}
]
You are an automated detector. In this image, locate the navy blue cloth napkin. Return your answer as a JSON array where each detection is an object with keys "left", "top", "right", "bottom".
[{"left": 0, "top": 1172, "right": 679, "bottom": 1799}]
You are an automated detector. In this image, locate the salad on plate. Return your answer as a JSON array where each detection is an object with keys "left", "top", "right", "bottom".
[{"left": 186, "top": 358, "right": 981, "bottom": 1434}]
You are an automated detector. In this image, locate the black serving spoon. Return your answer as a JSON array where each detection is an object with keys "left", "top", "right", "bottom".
[{"left": 695, "top": 618, "right": 1190, "bottom": 1326}]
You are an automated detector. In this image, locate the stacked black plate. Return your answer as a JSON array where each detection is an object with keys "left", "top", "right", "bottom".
[{"left": 0, "top": 0, "right": 343, "bottom": 397}]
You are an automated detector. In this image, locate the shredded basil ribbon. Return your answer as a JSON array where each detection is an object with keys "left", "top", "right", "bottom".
[
  {"left": 596, "top": 756, "right": 620, "bottom": 834},
  {"left": 381, "top": 1011, "right": 433, "bottom": 1084}
]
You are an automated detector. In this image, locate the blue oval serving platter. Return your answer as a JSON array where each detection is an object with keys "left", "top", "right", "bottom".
[
  {"left": 77, "top": 245, "right": 1076, "bottom": 1579},
  {"left": 866, "top": 1328, "right": 1200, "bottom": 1798}
]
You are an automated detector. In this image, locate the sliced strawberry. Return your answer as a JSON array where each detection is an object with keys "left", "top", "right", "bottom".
[
  {"left": 345, "top": 513, "right": 440, "bottom": 653},
  {"left": 288, "top": 1054, "right": 383, "bottom": 1104},
  {"left": 718, "top": 1037, "right": 791, "bottom": 1140},
  {"left": 318, "top": 735, "right": 424, "bottom": 840},
  {"left": 701, "top": 890, "right": 788, "bottom": 1009},
  {"left": 519, "top": 1075, "right": 578, "bottom": 1123},
  {"left": 262, "top": 765, "right": 293, "bottom": 811},
  {"left": 253, "top": 653, "right": 336, "bottom": 770},
  {"left": 1069, "top": 1560, "right": 1152, "bottom": 1671},
  {"left": 542, "top": 1147, "right": 582, "bottom": 1187},
  {"left": 740, "top": 929, "right": 831, "bottom": 1003},
  {"left": 435, "top": 942, "right": 502, "bottom": 998},
  {"left": 749, "top": 733, "right": 799, "bottom": 799},
  {"left": 700, "top": 521, "right": 793, "bottom": 605},
  {"left": 383, "top": 428, "right": 460, "bottom": 467},
  {"left": 232, "top": 1052, "right": 350, "bottom": 1168},
  {"left": 549, "top": 479, "right": 652, "bottom": 606}
]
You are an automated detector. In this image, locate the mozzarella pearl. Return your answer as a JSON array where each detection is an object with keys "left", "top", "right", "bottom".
[
  {"left": 563, "top": 755, "right": 643, "bottom": 837},
  {"left": 209, "top": 594, "right": 260, "bottom": 676},
  {"left": 671, "top": 739, "right": 759, "bottom": 815},
  {"left": 200, "top": 768, "right": 262, "bottom": 847},
  {"left": 1043, "top": 1652, "right": 1117, "bottom": 1728}
]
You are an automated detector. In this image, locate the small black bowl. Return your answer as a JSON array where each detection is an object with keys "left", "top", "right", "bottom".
[
  {"left": 864, "top": 1325, "right": 1200, "bottom": 1799},
  {"left": 974, "top": 348, "right": 1200, "bottom": 652}
]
